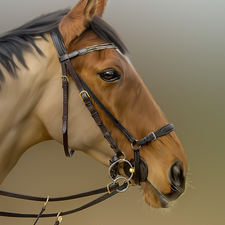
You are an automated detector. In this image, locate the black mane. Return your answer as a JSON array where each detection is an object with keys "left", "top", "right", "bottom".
[
  {"left": 0, "top": 9, "right": 128, "bottom": 83},
  {"left": 0, "top": 9, "right": 69, "bottom": 82}
]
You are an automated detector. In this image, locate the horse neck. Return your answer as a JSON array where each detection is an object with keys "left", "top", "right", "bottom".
[
  {"left": 0, "top": 34, "right": 56, "bottom": 184},
  {"left": 0, "top": 33, "right": 116, "bottom": 184}
]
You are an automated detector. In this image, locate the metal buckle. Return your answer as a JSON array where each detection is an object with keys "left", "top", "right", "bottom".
[
  {"left": 61, "top": 75, "right": 69, "bottom": 83},
  {"left": 79, "top": 91, "right": 90, "bottom": 101},
  {"left": 107, "top": 182, "right": 116, "bottom": 194},
  {"left": 149, "top": 132, "right": 157, "bottom": 141}
]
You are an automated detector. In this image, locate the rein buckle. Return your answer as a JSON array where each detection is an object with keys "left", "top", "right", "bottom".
[{"left": 107, "top": 182, "right": 116, "bottom": 194}]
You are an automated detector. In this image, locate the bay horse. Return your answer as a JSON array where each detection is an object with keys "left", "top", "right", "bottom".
[{"left": 0, "top": 0, "right": 187, "bottom": 210}]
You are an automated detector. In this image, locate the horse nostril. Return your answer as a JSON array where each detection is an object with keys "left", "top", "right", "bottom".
[
  {"left": 164, "top": 162, "right": 185, "bottom": 201},
  {"left": 169, "top": 162, "right": 185, "bottom": 193}
]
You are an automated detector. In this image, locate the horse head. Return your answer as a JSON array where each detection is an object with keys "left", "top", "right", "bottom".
[
  {"left": 43, "top": 0, "right": 187, "bottom": 208},
  {"left": 0, "top": 0, "right": 187, "bottom": 209}
]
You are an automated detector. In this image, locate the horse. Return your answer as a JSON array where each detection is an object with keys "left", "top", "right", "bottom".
[{"left": 0, "top": 0, "right": 187, "bottom": 210}]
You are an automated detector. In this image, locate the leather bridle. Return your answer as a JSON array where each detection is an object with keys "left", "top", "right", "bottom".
[
  {"left": 0, "top": 28, "right": 175, "bottom": 223},
  {"left": 50, "top": 28, "right": 175, "bottom": 186}
]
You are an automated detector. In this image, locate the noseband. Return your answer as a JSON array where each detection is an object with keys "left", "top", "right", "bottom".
[{"left": 51, "top": 28, "right": 174, "bottom": 186}]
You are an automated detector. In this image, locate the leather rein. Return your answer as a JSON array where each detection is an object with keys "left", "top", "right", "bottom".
[{"left": 0, "top": 28, "right": 174, "bottom": 224}]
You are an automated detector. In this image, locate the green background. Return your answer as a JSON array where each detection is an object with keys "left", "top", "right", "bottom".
[{"left": 0, "top": 0, "right": 224, "bottom": 225}]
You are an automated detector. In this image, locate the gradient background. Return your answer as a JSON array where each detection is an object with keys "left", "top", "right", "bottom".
[{"left": 0, "top": 0, "right": 224, "bottom": 225}]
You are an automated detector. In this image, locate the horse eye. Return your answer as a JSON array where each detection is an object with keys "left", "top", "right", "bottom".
[{"left": 99, "top": 69, "right": 121, "bottom": 82}]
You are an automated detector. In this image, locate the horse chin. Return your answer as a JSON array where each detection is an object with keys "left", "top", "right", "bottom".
[{"left": 141, "top": 179, "right": 171, "bottom": 208}]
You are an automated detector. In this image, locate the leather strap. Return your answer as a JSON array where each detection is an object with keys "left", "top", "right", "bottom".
[
  {"left": 61, "top": 62, "right": 74, "bottom": 157},
  {"left": 75, "top": 71, "right": 136, "bottom": 144},
  {"left": 51, "top": 28, "right": 175, "bottom": 185},
  {"left": 51, "top": 30, "right": 123, "bottom": 157},
  {"left": 52, "top": 30, "right": 135, "bottom": 145},
  {"left": 0, "top": 183, "right": 127, "bottom": 218},
  {"left": 65, "top": 59, "right": 122, "bottom": 157},
  {"left": 0, "top": 183, "right": 119, "bottom": 202},
  {"left": 137, "top": 123, "right": 174, "bottom": 146},
  {"left": 0, "top": 192, "right": 118, "bottom": 218},
  {"left": 59, "top": 43, "right": 117, "bottom": 63},
  {"left": 0, "top": 22, "right": 178, "bottom": 223},
  {"left": 133, "top": 148, "right": 140, "bottom": 184},
  {"left": 51, "top": 30, "right": 74, "bottom": 157}
]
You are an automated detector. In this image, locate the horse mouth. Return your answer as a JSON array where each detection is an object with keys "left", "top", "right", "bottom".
[{"left": 141, "top": 179, "right": 171, "bottom": 208}]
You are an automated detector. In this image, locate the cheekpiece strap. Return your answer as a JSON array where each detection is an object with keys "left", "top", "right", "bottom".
[
  {"left": 51, "top": 28, "right": 122, "bottom": 158},
  {"left": 51, "top": 30, "right": 75, "bottom": 157}
]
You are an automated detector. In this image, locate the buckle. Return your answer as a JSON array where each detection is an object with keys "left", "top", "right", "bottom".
[
  {"left": 79, "top": 91, "right": 90, "bottom": 101},
  {"left": 107, "top": 182, "right": 116, "bottom": 194},
  {"left": 61, "top": 75, "right": 69, "bottom": 83},
  {"left": 149, "top": 132, "right": 157, "bottom": 141}
]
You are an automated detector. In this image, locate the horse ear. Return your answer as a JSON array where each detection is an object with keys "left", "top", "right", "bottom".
[
  {"left": 95, "top": 0, "right": 108, "bottom": 17},
  {"left": 59, "top": 0, "right": 99, "bottom": 48}
]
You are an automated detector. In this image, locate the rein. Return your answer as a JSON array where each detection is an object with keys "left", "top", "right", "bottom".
[
  {"left": 0, "top": 183, "right": 125, "bottom": 217},
  {"left": 0, "top": 183, "right": 127, "bottom": 224},
  {"left": 0, "top": 27, "right": 174, "bottom": 224}
]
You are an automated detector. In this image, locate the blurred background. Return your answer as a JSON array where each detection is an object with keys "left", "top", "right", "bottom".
[{"left": 0, "top": 0, "right": 224, "bottom": 225}]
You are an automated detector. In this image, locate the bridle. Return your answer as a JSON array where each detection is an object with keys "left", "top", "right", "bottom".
[
  {"left": 0, "top": 27, "right": 174, "bottom": 224},
  {"left": 50, "top": 27, "right": 174, "bottom": 186}
]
